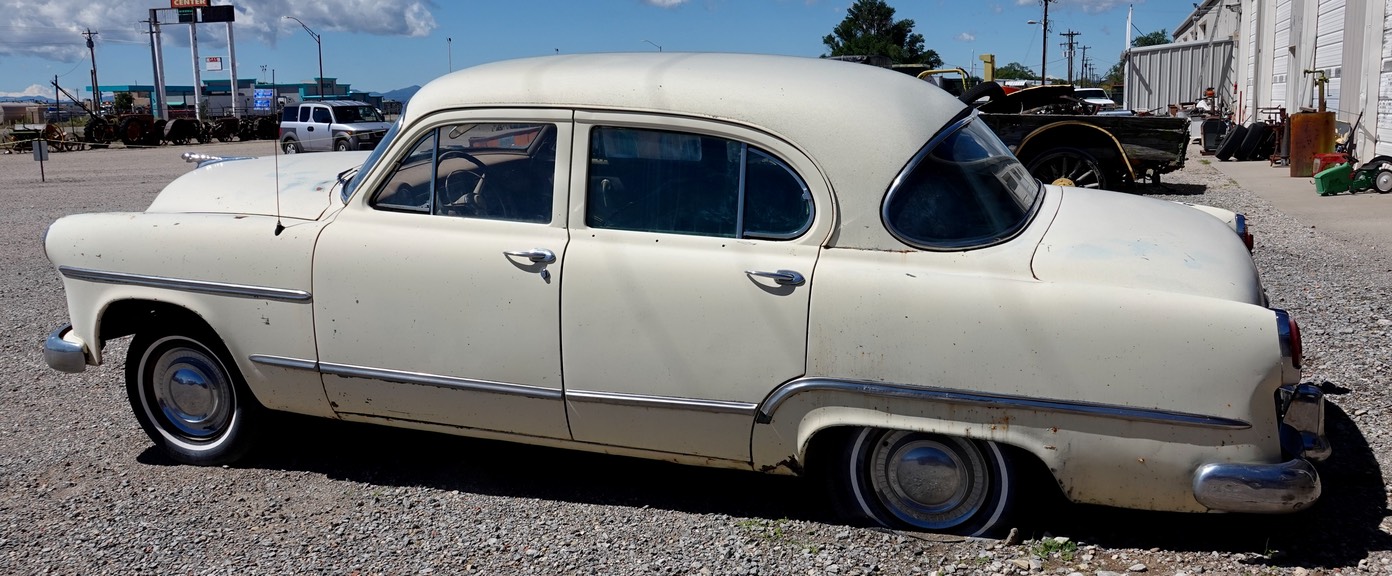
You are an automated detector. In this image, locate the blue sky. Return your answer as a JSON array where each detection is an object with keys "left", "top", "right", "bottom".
[{"left": 0, "top": 0, "right": 1197, "bottom": 99}]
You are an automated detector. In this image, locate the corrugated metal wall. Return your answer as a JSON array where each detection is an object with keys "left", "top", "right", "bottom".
[
  {"left": 1377, "top": 0, "right": 1392, "bottom": 156},
  {"left": 1124, "top": 40, "right": 1236, "bottom": 112}
]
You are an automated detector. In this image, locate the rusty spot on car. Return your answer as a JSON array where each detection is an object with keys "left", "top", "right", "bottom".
[
  {"left": 758, "top": 456, "right": 803, "bottom": 475},
  {"left": 1043, "top": 445, "right": 1056, "bottom": 450},
  {"left": 1137, "top": 457, "right": 1146, "bottom": 464}
]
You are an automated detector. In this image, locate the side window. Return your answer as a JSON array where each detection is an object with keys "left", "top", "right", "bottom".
[
  {"left": 371, "top": 122, "right": 556, "bottom": 224},
  {"left": 281, "top": 106, "right": 298, "bottom": 122},
  {"left": 586, "top": 126, "right": 812, "bottom": 239},
  {"left": 372, "top": 131, "right": 438, "bottom": 213},
  {"left": 298, "top": 106, "right": 311, "bottom": 123},
  {"left": 312, "top": 107, "right": 332, "bottom": 124}
]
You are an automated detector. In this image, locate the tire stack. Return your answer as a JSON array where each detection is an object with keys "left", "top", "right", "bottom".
[{"left": 1215, "top": 121, "right": 1276, "bottom": 162}]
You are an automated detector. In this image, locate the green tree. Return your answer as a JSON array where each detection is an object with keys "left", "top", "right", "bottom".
[
  {"left": 1132, "top": 28, "right": 1170, "bottom": 47},
  {"left": 822, "top": 0, "right": 942, "bottom": 67},
  {"left": 113, "top": 92, "right": 134, "bottom": 113},
  {"left": 994, "top": 61, "right": 1036, "bottom": 80}
]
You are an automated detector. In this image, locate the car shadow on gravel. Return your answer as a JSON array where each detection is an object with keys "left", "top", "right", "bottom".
[
  {"left": 141, "top": 413, "right": 832, "bottom": 525},
  {"left": 1129, "top": 182, "right": 1208, "bottom": 196},
  {"left": 1013, "top": 398, "right": 1390, "bottom": 569}
]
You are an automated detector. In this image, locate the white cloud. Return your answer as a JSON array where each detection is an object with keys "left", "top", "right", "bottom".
[
  {"left": 956, "top": 32, "right": 976, "bottom": 42},
  {"left": 643, "top": 0, "right": 689, "bottom": 6},
  {"left": 1016, "top": 0, "right": 1130, "bottom": 14},
  {"left": 0, "top": 0, "right": 437, "bottom": 61},
  {"left": 0, "top": 83, "right": 62, "bottom": 98}
]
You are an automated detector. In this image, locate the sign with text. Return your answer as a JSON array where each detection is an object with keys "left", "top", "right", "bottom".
[
  {"left": 253, "top": 89, "right": 273, "bottom": 111},
  {"left": 171, "top": 0, "right": 210, "bottom": 8},
  {"left": 206, "top": 56, "right": 223, "bottom": 71}
]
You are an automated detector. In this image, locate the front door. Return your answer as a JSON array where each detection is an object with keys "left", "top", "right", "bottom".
[
  {"left": 313, "top": 110, "right": 572, "bottom": 438},
  {"left": 560, "top": 113, "right": 830, "bottom": 461}
]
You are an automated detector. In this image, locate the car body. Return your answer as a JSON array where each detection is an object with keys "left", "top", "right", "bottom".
[
  {"left": 44, "top": 53, "right": 1325, "bottom": 536},
  {"left": 1073, "top": 87, "right": 1119, "bottom": 110},
  {"left": 278, "top": 100, "right": 391, "bottom": 153}
]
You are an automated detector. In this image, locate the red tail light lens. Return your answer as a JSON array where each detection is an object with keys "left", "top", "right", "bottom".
[{"left": 1275, "top": 309, "right": 1302, "bottom": 369}]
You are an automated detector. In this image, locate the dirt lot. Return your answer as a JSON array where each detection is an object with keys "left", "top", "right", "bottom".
[{"left": 1, "top": 141, "right": 1390, "bottom": 574}]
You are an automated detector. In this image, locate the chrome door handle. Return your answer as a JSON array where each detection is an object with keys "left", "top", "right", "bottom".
[
  {"left": 504, "top": 248, "right": 556, "bottom": 264},
  {"left": 745, "top": 269, "right": 805, "bottom": 286}
]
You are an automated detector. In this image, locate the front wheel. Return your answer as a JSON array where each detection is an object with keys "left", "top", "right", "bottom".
[
  {"left": 334, "top": 139, "right": 352, "bottom": 152},
  {"left": 126, "top": 327, "right": 262, "bottom": 465},
  {"left": 822, "top": 428, "right": 1017, "bottom": 536}
]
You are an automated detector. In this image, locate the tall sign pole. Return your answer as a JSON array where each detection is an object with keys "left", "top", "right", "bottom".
[
  {"left": 190, "top": 22, "right": 203, "bottom": 120},
  {"left": 228, "top": 21, "right": 239, "bottom": 118}
]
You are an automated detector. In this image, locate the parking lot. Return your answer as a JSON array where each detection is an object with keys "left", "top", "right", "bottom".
[{"left": 2, "top": 141, "right": 1391, "bottom": 574}]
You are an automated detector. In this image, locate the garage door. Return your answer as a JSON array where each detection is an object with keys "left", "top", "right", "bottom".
[
  {"left": 1378, "top": 0, "right": 1392, "bottom": 156},
  {"left": 1315, "top": 0, "right": 1346, "bottom": 112},
  {"left": 1273, "top": 0, "right": 1292, "bottom": 108}
]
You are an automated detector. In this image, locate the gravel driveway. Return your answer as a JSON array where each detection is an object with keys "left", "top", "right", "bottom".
[{"left": 2, "top": 140, "right": 1389, "bottom": 575}]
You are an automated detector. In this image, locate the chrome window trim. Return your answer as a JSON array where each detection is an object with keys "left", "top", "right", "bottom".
[
  {"left": 59, "top": 266, "right": 312, "bottom": 303},
  {"left": 567, "top": 389, "right": 758, "bottom": 416},
  {"left": 756, "top": 377, "right": 1251, "bottom": 430},
  {"left": 880, "top": 113, "right": 1044, "bottom": 252},
  {"left": 741, "top": 147, "right": 815, "bottom": 241}
]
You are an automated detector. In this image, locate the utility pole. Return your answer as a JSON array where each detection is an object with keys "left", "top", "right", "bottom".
[
  {"left": 1079, "top": 45, "right": 1090, "bottom": 86},
  {"left": 1040, "top": 0, "right": 1055, "bottom": 84},
  {"left": 82, "top": 28, "right": 99, "bottom": 111},
  {"left": 1060, "top": 29, "right": 1080, "bottom": 85}
]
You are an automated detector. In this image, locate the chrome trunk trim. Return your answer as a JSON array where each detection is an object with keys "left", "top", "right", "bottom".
[
  {"left": 756, "top": 377, "right": 1251, "bottom": 429},
  {"left": 59, "top": 266, "right": 312, "bottom": 303}
]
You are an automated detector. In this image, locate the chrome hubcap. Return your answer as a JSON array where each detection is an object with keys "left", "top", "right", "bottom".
[
  {"left": 148, "top": 342, "right": 233, "bottom": 440},
  {"left": 868, "top": 432, "right": 988, "bottom": 529}
]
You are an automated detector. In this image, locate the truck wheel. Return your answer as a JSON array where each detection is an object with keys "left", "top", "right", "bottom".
[
  {"left": 335, "top": 139, "right": 352, "bottom": 152},
  {"left": 282, "top": 138, "right": 301, "bottom": 154},
  {"left": 1238, "top": 122, "right": 1270, "bottom": 161},
  {"left": 821, "top": 428, "right": 1017, "bottom": 536},
  {"left": 1215, "top": 125, "right": 1247, "bottom": 161},
  {"left": 1026, "top": 148, "right": 1108, "bottom": 189}
]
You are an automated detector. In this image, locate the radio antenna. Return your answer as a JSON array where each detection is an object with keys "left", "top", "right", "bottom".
[{"left": 273, "top": 126, "right": 285, "bottom": 236}]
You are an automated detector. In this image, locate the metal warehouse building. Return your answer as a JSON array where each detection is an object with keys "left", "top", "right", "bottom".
[{"left": 1135, "top": 0, "right": 1389, "bottom": 157}]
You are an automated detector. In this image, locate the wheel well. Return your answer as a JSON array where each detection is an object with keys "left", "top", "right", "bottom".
[
  {"left": 1016, "top": 125, "right": 1126, "bottom": 170},
  {"left": 98, "top": 299, "right": 213, "bottom": 345}
]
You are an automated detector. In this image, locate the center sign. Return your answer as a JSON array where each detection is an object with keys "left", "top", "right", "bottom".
[{"left": 171, "top": 0, "right": 209, "bottom": 7}]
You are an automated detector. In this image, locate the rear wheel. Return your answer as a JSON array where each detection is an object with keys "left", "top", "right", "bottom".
[
  {"left": 282, "top": 138, "right": 301, "bottom": 154},
  {"left": 126, "top": 326, "right": 262, "bottom": 465},
  {"left": 821, "top": 428, "right": 1017, "bottom": 536},
  {"left": 1026, "top": 147, "right": 1108, "bottom": 189},
  {"left": 1375, "top": 169, "right": 1392, "bottom": 194}
]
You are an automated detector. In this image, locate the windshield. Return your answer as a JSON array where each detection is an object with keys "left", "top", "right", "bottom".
[
  {"left": 333, "top": 105, "right": 385, "bottom": 123},
  {"left": 882, "top": 115, "right": 1041, "bottom": 250},
  {"left": 342, "top": 117, "right": 403, "bottom": 203}
]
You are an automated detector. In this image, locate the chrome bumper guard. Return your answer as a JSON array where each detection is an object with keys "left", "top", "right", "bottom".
[
  {"left": 44, "top": 324, "right": 88, "bottom": 373},
  {"left": 1191, "top": 383, "right": 1329, "bottom": 513}
]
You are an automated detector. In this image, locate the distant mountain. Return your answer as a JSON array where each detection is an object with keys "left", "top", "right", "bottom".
[
  {"left": 378, "top": 85, "right": 420, "bottom": 102},
  {"left": 0, "top": 96, "right": 55, "bottom": 103}
]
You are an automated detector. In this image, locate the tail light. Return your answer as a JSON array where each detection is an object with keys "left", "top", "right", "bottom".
[
  {"left": 1275, "top": 309, "right": 1302, "bottom": 369},
  {"left": 1235, "top": 213, "right": 1254, "bottom": 252}
]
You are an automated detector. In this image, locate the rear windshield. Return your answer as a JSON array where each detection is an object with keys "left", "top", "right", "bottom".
[
  {"left": 882, "top": 115, "right": 1041, "bottom": 250},
  {"left": 332, "top": 105, "right": 384, "bottom": 123}
]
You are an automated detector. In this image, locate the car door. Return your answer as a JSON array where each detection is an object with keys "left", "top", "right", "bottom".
[
  {"left": 561, "top": 112, "right": 830, "bottom": 461},
  {"left": 312, "top": 109, "right": 573, "bottom": 438},
  {"left": 307, "top": 105, "right": 333, "bottom": 151}
]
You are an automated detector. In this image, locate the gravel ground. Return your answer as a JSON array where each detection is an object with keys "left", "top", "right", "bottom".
[{"left": 2, "top": 140, "right": 1390, "bottom": 575}]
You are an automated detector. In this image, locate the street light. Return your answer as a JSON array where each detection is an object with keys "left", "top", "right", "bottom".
[
  {"left": 643, "top": 39, "right": 662, "bottom": 52},
  {"left": 1027, "top": 20, "right": 1048, "bottom": 85},
  {"left": 284, "top": 16, "right": 324, "bottom": 99}
]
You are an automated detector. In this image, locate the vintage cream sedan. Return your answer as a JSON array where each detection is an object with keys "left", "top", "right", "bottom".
[{"left": 43, "top": 53, "right": 1325, "bottom": 536}]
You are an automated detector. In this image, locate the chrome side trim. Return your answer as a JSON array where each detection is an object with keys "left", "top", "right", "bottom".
[
  {"left": 249, "top": 354, "right": 319, "bottom": 371},
  {"left": 59, "top": 266, "right": 312, "bottom": 303},
  {"left": 566, "top": 389, "right": 759, "bottom": 416},
  {"left": 756, "top": 377, "right": 1251, "bottom": 430},
  {"left": 319, "top": 361, "right": 563, "bottom": 401},
  {"left": 1192, "top": 458, "right": 1321, "bottom": 513}
]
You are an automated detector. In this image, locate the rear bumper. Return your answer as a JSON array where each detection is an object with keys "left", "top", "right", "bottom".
[
  {"left": 1192, "top": 383, "right": 1328, "bottom": 513},
  {"left": 44, "top": 324, "right": 88, "bottom": 373}
]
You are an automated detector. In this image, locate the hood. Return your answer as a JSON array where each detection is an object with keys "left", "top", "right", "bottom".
[
  {"left": 1031, "top": 187, "right": 1263, "bottom": 304},
  {"left": 145, "top": 152, "right": 371, "bottom": 220}
]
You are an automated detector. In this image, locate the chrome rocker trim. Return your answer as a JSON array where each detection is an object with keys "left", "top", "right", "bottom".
[
  {"left": 249, "top": 355, "right": 562, "bottom": 400},
  {"left": 566, "top": 389, "right": 758, "bottom": 416},
  {"left": 59, "top": 266, "right": 312, "bottom": 303},
  {"left": 43, "top": 324, "right": 88, "bottom": 373},
  {"left": 756, "top": 377, "right": 1252, "bottom": 430},
  {"left": 1192, "top": 458, "right": 1321, "bottom": 513}
]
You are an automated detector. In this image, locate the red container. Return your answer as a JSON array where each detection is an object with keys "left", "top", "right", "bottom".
[{"left": 1312, "top": 152, "right": 1348, "bottom": 174}]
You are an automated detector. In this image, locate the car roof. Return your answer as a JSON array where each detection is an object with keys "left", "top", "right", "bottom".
[{"left": 407, "top": 53, "right": 967, "bottom": 250}]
